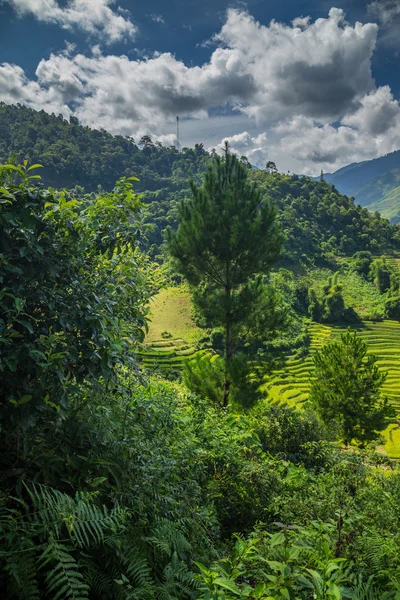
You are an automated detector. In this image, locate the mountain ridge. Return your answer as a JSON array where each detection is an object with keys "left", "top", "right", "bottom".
[{"left": 325, "top": 150, "right": 400, "bottom": 221}]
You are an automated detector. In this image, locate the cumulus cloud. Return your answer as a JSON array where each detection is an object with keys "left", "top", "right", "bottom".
[
  {"left": 214, "top": 7, "right": 378, "bottom": 123},
  {"left": 156, "top": 133, "right": 178, "bottom": 147},
  {"left": 368, "top": 0, "right": 400, "bottom": 25},
  {"left": 276, "top": 87, "right": 400, "bottom": 173},
  {"left": 0, "top": 7, "right": 399, "bottom": 172},
  {"left": 7, "top": 0, "right": 136, "bottom": 43},
  {"left": 212, "top": 131, "right": 269, "bottom": 168}
]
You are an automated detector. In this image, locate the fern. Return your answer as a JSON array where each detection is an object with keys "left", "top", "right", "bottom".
[
  {"left": 344, "top": 575, "right": 394, "bottom": 600},
  {"left": 3, "top": 551, "right": 41, "bottom": 600},
  {"left": 363, "top": 530, "right": 391, "bottom": 574},
  {"left": 40, "top": 538, "right": 90, "bottom": 600},
  {"left": 145, "top": 518, "right": 191, "bottom": 559},
  {"left": 26, "top": 482, "right": 127, "bottom": 547}
]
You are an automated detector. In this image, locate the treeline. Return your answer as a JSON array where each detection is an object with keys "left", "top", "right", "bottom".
[
  {"left": 0, "top": 103, "right": 209, "bottom": 192},
  {"left": 1, "top": 102, "right": 400, "bottom": 264}
]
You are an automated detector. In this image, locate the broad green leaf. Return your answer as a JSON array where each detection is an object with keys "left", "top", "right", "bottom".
[
  {"left": 15, "top": 319, "right": 33, "bottom": 333},
  {"left": 214, "top": 577, "right": 242, "bottom": 595},
  {"left": 1, "top": 164, "right": 24, "bottom": 176},
  {"left": 194, "top": 562, "right": 211, "bottom": 576},
  {"left": 328, "top": 583, "right": 341, "bottom": 599}
]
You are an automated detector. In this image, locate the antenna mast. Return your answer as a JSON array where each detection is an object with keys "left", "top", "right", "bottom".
[{"left": 176, "top": 116, "right": 180, "bottom": 152}]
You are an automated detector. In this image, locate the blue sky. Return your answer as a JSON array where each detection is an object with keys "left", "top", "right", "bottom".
[{"left": 1, "top": 0, "right": 400, "bottom": 173}]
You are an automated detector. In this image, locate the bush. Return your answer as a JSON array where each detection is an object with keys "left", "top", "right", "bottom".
[
  {"left": 351, "top": 250, "right": 372, "bottom": 277},
  {"left": 199, "top": 408, "right": 281, "bottom": 536},
  {"left": 253, "top": 404, "right": 332, "bottom": 467}
]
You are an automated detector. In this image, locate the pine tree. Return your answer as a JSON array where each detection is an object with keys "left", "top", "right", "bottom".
[
  {"left": 167, "top": 144, "right": 283, "bottom": 406},
  {"left": 310, "top": 330, "right": 395, "bottom": 446}
]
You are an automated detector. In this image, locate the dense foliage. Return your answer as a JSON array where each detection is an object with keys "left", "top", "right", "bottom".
[
  {"left": 2, "top": 140, "right": 400, "bottom": 600},
  {"left": 250, "top": 170, "right": 400, "bottom": 263}
]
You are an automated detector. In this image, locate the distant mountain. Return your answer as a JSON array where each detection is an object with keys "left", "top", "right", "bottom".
[{"left": 324, "top": 150, "right": 400, "bottom": 222}]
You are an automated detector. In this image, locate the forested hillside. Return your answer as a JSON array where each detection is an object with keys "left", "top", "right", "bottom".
[
  {"left": 1, "top": 102, "right": 399, "bottom": 262},
  {"left": 0, "top": 103, "right": 209, "bottom": 192}
]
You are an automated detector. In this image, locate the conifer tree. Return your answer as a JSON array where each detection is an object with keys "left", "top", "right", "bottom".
[
  {"left": 167, "top": 144, "right": 283, "bottom": 406},
  {"left": 310, "top": 329, "right": 395, "bottom": 446}
]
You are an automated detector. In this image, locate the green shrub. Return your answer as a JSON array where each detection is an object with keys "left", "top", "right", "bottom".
[
  {"left": 253, "top": 404, "right": 332, "bottom": 467},
  {"left": 351, "top": 250, "right": 373, "bottom": 277}
]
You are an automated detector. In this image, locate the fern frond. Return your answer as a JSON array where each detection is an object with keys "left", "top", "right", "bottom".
[
  {"left": 4, "top": 551, "right": 41, "bottom": 600},
  {"left": 145, "top": 518, "right": 191, "bottom": 559},
  {"left": 26, "top": 482, "right": 127, "bottom": 548},
  {"left": 40, "top": 538, "right": 90, "bottom": 600}
]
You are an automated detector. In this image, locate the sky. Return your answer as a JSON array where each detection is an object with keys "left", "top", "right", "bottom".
[{"left": 0, "top": 0, "right": 400, "bottom": 174}]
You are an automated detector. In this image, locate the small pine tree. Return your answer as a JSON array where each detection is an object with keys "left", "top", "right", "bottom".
[{"left": 310, "top": 330, "right": 395, "bottom": 446}]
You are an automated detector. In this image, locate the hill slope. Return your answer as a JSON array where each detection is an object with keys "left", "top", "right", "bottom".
[
  {"left": 1, "top": 102, "right": 400, "bottom": 259},
  {"left": 325, "top": 151, "right": 400, "bottom": 221}
]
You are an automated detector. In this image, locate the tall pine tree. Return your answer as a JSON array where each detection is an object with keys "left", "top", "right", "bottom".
[{"left": 167, "top": 144, "right": 283, "bottom": 406}]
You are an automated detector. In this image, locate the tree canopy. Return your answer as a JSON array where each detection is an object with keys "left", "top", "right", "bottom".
[{"left": 1, "top": 103, "right": 399, "bottom": 264}]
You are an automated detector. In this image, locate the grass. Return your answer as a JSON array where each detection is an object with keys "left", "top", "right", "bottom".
[
  {"left": 140, "top": 284, "right": 204, "bottom": 372},
  {"left": 146, "top": 284, "right": 203, "bottom": 345}
]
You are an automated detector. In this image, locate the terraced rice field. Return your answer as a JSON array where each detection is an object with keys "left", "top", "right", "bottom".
[
  {"left": 139, "top": 337, "right": 206, "bottom": 374},
  {"left": 141, "top": 281, "right": 400, "bottom": 457},
  {"left": 139, "top": 285, "right": 205, "bottom": 373},
  {"left": 264, "top": 320, "right": 400, "bottom": 457}
]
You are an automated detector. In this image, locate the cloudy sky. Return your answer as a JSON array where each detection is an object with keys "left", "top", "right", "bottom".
[{"left": 0, "top": 0, "right": 400, "bottom": 174}]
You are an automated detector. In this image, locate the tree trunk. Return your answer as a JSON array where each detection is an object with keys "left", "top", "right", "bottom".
[
  {"left": 223, "top": 318, "right": 232, "bottom": 408},
  {"left": 223, "top": 264, "right": 232, "bottom": 408}
]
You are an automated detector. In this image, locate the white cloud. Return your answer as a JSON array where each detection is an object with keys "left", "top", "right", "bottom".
[
  {"left": 214, "top": 7, "right": 378, "bottom": 123},
  {"left": 156, "top": 133, "right": 178, "bottom": 147},
  {"left": 212, "top": 131, "right": 269, "bottom": 168},
  {"left": 7, "top": 0, "right": 136, "bottom": 43},
  {"left": 276, "top": 88, "right": 400, "bottom": 173},
  {"left": 1, "top": 7, "right": 400, "bottom": 173},
  {"left": 150, "top": 13, "right": 164, "bottom": 24}
]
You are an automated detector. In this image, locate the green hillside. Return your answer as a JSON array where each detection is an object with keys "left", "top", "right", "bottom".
[
  {"left": 326, "top": 152, "right": 400, "bottom": 221},
  {"left": 369, "top": 180, "right": 400, "bottom": 222},
  {"left": 1, "top": 102, "right": 400, "bottom": 261}
]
